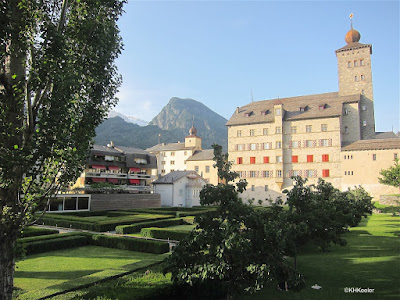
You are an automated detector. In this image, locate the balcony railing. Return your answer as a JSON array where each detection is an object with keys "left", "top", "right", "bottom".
[{"left": 85, "top": 171, "right": 152, "bottom": 180}]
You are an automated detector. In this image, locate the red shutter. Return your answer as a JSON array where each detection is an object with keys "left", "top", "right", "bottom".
[
  {"left": 292, "top": 156, "right": 298, "bottom": 163},
  {"left": 264, "top": 156, "right": 269, "bottom": 163},
  {"left": 307, "top": 155, "right": 313, "bottom": 162},
  {"left": 322, "top": 169, "right": 330, "bottom": 177},
  {"left": 250, "top": 157, "right": 256, "bottom": 164}
]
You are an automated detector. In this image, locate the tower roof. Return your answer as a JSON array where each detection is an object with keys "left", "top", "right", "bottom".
[{"left": 345, "top": 28, "right": 361, "bottom": 44}]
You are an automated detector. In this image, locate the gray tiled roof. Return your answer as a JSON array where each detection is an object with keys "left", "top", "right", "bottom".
[
  {"left": 335, "top": 42, "right": 372, "bottom": 54},
  {"left": 186, "top": 149, "right": 215, "bottom": 161},
  {"left": 226, "top": 92, "right": 360, "bottom": 126},
  {"left": 91, "top": 144, "right": 123, "bottom": 155},
  {"left": 374, "top": 132, "right": 399, "bottom": 139},
  {"left": 342, "top": 138, "right": 400, "bottom": 151},
  {"left": 152, "top": 171, "right": 200, "bottom": 184},
  {"left": 146, "top": 142, "right": 194, "bottom": 152}
]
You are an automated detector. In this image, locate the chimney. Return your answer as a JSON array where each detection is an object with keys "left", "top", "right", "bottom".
[
  {"left": 107, "top": 141, "right": 115, "bottom": 148},
  {"left": 236, "top": 107, "right": 239, "bottom": 114}
]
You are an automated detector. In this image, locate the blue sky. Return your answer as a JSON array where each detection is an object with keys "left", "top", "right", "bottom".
[{"left": 114, "top": 0, "right": 399, "bottom": 132}]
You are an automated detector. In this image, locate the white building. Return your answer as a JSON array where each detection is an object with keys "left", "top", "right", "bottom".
[{"left": 152, "top": 171, "right": 207, "bottom": 207}]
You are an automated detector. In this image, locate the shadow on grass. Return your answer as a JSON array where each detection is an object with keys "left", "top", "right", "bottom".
[{"left": 14, "top": 270, "right": 100, "bottom": 280}]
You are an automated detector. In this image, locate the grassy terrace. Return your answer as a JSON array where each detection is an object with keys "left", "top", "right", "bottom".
[
  {"left": 46, "top": 213, "right": 399, "bottom": 300},
  {"left": 14, "top": 246, "right": 168, "bottom": 300}
]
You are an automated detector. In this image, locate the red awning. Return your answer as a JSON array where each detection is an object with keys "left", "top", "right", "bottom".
[
  {"left": 108, "top": 166, "right": 120, "bottom": 170},
  {"left": 91, "top": 165, "right": 106, "bottom": 169},
  {"left": 92, "top": 178, "right": 106, "bottom": 183},
  {"left": 108, "top": 178, "right": 118, "bottom": 183},
  {"left": 129, "top": 179, "right": 140, "bottom": 184},
  {"left": 129, "top": 167, "right": 141, "bottom": 172}
]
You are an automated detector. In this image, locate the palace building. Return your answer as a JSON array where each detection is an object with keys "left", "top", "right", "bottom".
[{"left": 226, "top": 25, "right": 400, "bottom": 202}]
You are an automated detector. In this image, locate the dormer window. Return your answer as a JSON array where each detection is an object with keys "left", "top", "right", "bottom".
[
  {"left": 319, "top": 104, "right": 326, "bottom": 111},
  {"left": 245, "top": 111, "right": 253, "bottom": 117},
  {"left": 300, "top": 107, "right": 305, "bottom": 112}
]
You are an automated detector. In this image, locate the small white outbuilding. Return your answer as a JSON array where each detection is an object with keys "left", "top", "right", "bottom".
[{"left": 152, "top": 171, "right": 207, "bottom": 207}]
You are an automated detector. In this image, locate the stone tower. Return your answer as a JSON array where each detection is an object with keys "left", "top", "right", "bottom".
[
  {"left": 336, "top": 22, "right": 375, "bottom": 140},
  {"left": 185, "top": 119, "right": 202, "bottom": 150}
]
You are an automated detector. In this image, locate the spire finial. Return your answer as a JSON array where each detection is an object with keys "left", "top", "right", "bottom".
[
  {"left": 192, "top": 115, "right": 194, "bottom": 127},
  {"left": 349, "top": 13, "right": 354, "bottom": 29}
]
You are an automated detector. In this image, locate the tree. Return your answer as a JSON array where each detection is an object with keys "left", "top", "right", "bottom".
[
  {"left": 379, "top": 158, "right": 400, "bottom": 190},
  {"left": 164, "top": 145, "right": 302, "bottom": 299},
  {"left": 0, "top": 1, "right": 125, "bottom": 298}
]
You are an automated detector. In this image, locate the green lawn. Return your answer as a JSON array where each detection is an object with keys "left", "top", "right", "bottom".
[
  {"left": 244, "top": 214, "right": 400, "bottom": 300},
  {"left": 14, "top": 246, "right": 167, "bottom": 300}
]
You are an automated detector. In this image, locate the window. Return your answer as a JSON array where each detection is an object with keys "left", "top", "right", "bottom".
[
  {"left": 361, "top": 105, "right": 366, "bottom": 111},
  {"left": 292, "top": 170, "right": 299, "bottom": 177},
  {"left": 237, "top": 157, "right": 243, "bottom": 164},
  {"left": 263, "top": 128, "right": 268, "bottom": 135},
  {"left": 354, "top": 60, "right": 358, "bottom": 67},
  {"left": 250, "top": 129, "right": 255, "bottom": 136},
  {"left": 171, "top": 160, "right": 175, "bottom": 165},
  {"left": 362, "top": 90, "right": 365, "bottom": 95},
  {"left": 276, "top": 156, "right": 282, "bottom": 163},
  {"left": 344, "top": 108, "right": 349, "bottom": 115},
  {"left": 347, "top": 61, "right": 351, "bottom": 68},
  {"left": 263, "top": 171, "right": 270, "bottom": 177},
  {"left": 306, "top": 140, "right": 314, "bottom": 147},
  {"left": 394, "top": 153, "right": 398, "bottom": 160},
  {"left": 292, "top": 156, "right": 298, "bottom": 163},
  {"left": 250, "top": 143, "right": 257, "bottom": 150},
  {"left": 237, "top": 130, "right": 242, "bottom": 137},
  {"left": 205, "top": 166, "right": 210, "bottom": 173},
  {"left": 362, "top": 120, "right": 367, "bottom": 126},
  {"left": 263, "top": 156, "right": 269, "bottom": 163},
  {"left": 355, "top": 75, "right": 358, "bottom": 82},
  {"left": 321, "top": 139, "right": 329, "bottom": 147},
  {"left": 322, "top": 169, "right": 330, "bottom": 177},
  {"left": 276, "top": 141, "right": 282, "bottom": 149},
  {"left": 249, "top": 171, "right": 256, "bottom": 178},
  {"left": 307, "top": 155, "right": 313, "bottom": 162},
  {"left": 161, "top": 161, "right": 166, "bottom": 165},
  {"left": 184, "top": 151, "right": 187, "bottom": 155},
  {"left": 345, "top": 126, "right": 349, "bottom": 134},
  {"left": 276, "top": 170, "right": 282, "bottom": 177},
  {"left": 300, "top": 107, "right": 305, "bottom": 112},
  {"left": 360, "top": 59, "right": 364, "bottom": 66},
  {"left": 306, "top": 125, "right": 312, "bottom": 133},
  {"left": 275, "top": 108, "right": 281, "bottom": 116},
  {"left": 361, "top": 75, "right": 365, "bottom": 81},
  {"left": 265, "top": 185, "right": 269, "bottom": 191},
  {"left": 291, "top": 126, "right": 297, "bottom": 134},
  {"left": 170, "top": 151, "right": 175, "bottom": 156},
  {"left": 161, "top": 169, "right": 166, "bottom": 174},
  {"left": 321, "top": 124, "right": 328, "bottom": 132},
  {"left": 319, "top": 105, "right": 325, "bottom": 111},
  {"left": 292, "top": 141, "right": 299, "bottom": 148},
  {"left": 372, "top": 154, "right": 376, "bottom": 161},
  {"left": 322, "top": 154, "right": 329, "bottom": 162},
  {"left": 195, "top": 166, "right": 199, "bottom": 172},
  {"left": 276, "top": 126, "right": 282, "bottom": 134},
  {"left": 263, "top": 142, "right": 272, "bottom": 150},
  {"left": 305, "top": 170, "right": 314, "bottom": 177},
  {"left": 170, "top": 169, "right": 175, "bottom": 172},
  {"left": 237, "top": 144, "right": 244, "bottom": 151},
  {"left": 250, "top": 157, "right": 256, "bottom": 164}
]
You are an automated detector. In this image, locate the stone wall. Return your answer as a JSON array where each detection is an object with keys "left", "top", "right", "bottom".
[
  {"left": 379, "top": 195, "right": 400, "bottom": 206},
  {"left": 90, "top": 193, "right": 161, "bottom": 211}
]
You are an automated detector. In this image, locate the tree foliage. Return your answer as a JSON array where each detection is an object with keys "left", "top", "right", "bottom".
[
  {"left": 164, "top": 144, "right": 302, "bottom": 299},
  {"left": 0, "top": 1, "right": 125, "bottom": 298},
  {"left": 379, "top": 158, "right": 400, "bottom": 189}
]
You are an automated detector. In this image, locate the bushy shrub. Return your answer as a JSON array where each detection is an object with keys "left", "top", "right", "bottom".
[
  {"left": 115, "top": 218, "right": 184, "bottom": 234},
  {"left": 140, "top": 228, "right": 190, "bottom": 241},
  {"left": 21, "top": 235, "right": 88, "bottom": 255},
  {"left": 87, "top": 234, "right": 169, "bottom": 254},
  {"left": 18, "top": 227, "right": 59, "bottom": 238}
]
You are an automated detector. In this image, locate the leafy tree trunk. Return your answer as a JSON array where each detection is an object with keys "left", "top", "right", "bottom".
[{"left": 0, "top": 233, "right": 17, "bottom": 300}]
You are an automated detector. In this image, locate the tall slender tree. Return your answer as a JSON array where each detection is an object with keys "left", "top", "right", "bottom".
[{"left": 0, "top": 1, "right": 125, "bottom": 298}]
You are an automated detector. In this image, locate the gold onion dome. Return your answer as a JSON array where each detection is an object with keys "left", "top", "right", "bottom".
[{"left": 345, "top": 28, "right": 361, "bottom": 44}]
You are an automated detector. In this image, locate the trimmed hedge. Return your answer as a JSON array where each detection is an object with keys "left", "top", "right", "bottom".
[
  {"left": 18, "top": 227, "right": 59, "bottom": 238},
  {"left": 115, "top": 218, "right": 184, "bottom": 234},
  {"left": 40, "top": 214, "right": 173, "bottom": 232},
  {"left": 140, "top": 228, "right": 190, "bottom": 241},
  {"left": 87, "top": 234, "right": 169, "bottom": 254},
  {"left": 18, "top": 232, "right": 83, "bottom": 243}
]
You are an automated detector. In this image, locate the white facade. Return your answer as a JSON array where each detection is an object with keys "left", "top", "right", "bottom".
[{"left": 153, "top": 171, "right": 207, "bottom": 207}]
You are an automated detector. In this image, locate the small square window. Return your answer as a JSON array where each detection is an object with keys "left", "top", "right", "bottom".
[
  {"left": 276, "top": 126, "right": 282, "bottom": 134},
  {"left": 250, "top": 143, "right": 257, "bottom": 150},
  {"left": 321, "top": 124, "right": 327, "bottom": 132},
  {"left": 291, "top": 126, "right": 297, "bottom": 134},
  {"left": 276, "top": 170, "right": 282, "bottom": 177},
  {"left": 276, "top": 156, "right": 282, "bottom": 163},
  {"left": 362, "top": 120, "right": 367, "bottom": 126},
  {"left": 394, "top": 153, "right": 398, "bottom": 160},
  {"left": 263, "top": 128, "right": 268, "bottom": 135},
  {"left": 265, "top": 185, "right": 269, "bottom": 191},
  {"left": 360, "top": 59, "right": 365, "bottom": 66},
  {"left": 306, "top": 125, "right": 312, "bottom": 133},
  {"left": 205, "top": 166, "right": 210, "bottom": 173},
  {"left": 275, "top": 108, "right": 281, "bottom": 116},
  {"left": 250, "top": 129, "right": 255, "bottom": 136},
  {"left": 195, "top": 166, "right": 199, "bottom": 172},
  {"left": 276, "top": 141, "right": 282, "bottom": 149},
  {"left": 361, "top": 105, "right": 366, "bottom": 111},
  {"left": 237, "top": 130, "right": 242, "bottom": 137},
  {"left": 372, "top": 154, "right": 376, "bottom": 161}
]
